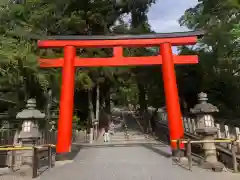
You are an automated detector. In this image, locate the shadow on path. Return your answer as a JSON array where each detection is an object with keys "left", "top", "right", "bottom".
[
  {"left": 141, "top": 143, "right": 172, "bottom": 158},
  {"left": 172, "top": 158, "right": 191, "bottom": 171},
  {"left": 56, "top": 144, "right": 83, "bottom": 161}
]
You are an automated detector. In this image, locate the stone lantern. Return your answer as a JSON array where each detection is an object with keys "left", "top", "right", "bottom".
[
  {"left": 17, "top": 99, "right": 45, "bottom": 145},
  {"left": 190, "top": 92, "right": 224, "bottom": 171},
  {"left": 16, "top": 99, "right": 45, "bottom": 166}
]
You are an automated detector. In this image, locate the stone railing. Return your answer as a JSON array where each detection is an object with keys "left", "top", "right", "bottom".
[
  {"left": 182, "top": 116, "right": 240, "bottom": 151},
  {"left": 0, "top": 129, "right": 86, "bottom": 169},
  {"left": 152, "top": 110, "right": 240, "bottom": 170},
  {"left": 155, "top": 111, "right": 240, "bottom": 153}
]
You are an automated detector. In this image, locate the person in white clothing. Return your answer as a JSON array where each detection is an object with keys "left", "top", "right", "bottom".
[
  {"left": 109, "top": 121, "right": 115, "bottom": 135},
  {"left": 103, "top": 127, "right": 110, "bottom": 142}
]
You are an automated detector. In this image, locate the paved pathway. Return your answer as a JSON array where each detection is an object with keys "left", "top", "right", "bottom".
[
  {"left": 38, "top": 111, "right": 240, "bottom": 180},
  {"left": 1, "top": 109, "right": 239, "bottom": 180},
  {"left": 38, "top": 142, "right": 240, "bottom": 180}
]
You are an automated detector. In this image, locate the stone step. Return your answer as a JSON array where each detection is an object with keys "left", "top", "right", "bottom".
[
  {"left": 112, "top": 134, "right": 146, "bottom": 138},
  {"left": 110, "top": 138, "right": 157, "bottom": 143},
  {"left": 111, "top": 135, "right": 152, "bottom": 141},
  {"left": 113, "top": 132, "right": 145, "bottom": 135},
  {"left": 111, "top": 137, "right": 146, "bottom": 141}
]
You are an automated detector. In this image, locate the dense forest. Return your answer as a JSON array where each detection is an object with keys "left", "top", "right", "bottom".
[{"left": 0, "top": 0, "right": 239, "bottom": 128}]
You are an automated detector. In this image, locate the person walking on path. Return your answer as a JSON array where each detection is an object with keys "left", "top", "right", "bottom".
[
  {"left": 109, "top": 121, "right": 115, "bottom": 135},
  {"left": 103, "top": 126, "right": 110, "bottom": 142}
]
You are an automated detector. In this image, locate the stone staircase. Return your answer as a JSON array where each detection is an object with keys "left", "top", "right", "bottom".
[
  {"left": 110, "top": 131, "right": 154, "bottom": 143},
  {"left": 109, "top": 109, "right": 157, "bottom": 144}
]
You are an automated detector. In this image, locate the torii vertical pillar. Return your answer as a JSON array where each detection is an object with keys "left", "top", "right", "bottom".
[
  {"left": 57, "top": 46, "right": 76, "bottom": 153},
  {"left": 161, "top": 43, "right": 184, "bottom": 153}
]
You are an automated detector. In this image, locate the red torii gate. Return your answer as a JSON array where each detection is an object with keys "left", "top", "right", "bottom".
[{"left": 38, "top": 31, "right": 203, "bottom": 154}]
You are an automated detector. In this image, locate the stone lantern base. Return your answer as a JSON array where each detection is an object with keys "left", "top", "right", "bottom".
[
  {"left": 196, "top": 128, "right": 225, "bottom": 172},
  {"left": 200, "top": 160, "right": 225, "bottom": 172},
  {"left": 18, "top": 137, "right": 39, "bottom": 167}
]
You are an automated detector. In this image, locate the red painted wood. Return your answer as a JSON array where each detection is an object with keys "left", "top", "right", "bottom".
[
  {"left": 161, "top": 43, "right": 184, "bottom": 150},
  {"left": 56, "top": 46, "right": 76, "bottom": 153},
  {"left": 39, "top": 55, "right": 198, "bottom": 68},
  {"left": 38, "top": 36, "right": 197, "bottom": 48},
  {"left": 38, "top": 34, "right": 200, "bottom": 154},
  {"left": 113, "top": 47, "right": 123, "bottom": 58}
]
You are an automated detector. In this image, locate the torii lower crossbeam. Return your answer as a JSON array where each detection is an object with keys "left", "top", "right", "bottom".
[
  {"left": 39, "top": 56, "right": 198, "bottom": 67},
  {"left": 38, "top": 31, "right": 203, "bottom": 155}
]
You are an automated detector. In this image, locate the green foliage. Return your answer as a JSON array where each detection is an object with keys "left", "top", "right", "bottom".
[
  {"left": 178, "top": 0, "right": 240, "bottom": 119},
  {"left": 3, "top": 0, "right": 239, "bottom": 129},
  {"left": 0, "top": 0, "right": 157, "bottom": 126}
]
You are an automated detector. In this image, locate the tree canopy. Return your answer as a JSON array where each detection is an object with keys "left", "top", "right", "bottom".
[
  {"left": 0, "top": 0, "right": 239, "bottom": 129},
  {"left": 178, "top": 0, "right": 240, "bottom": 120}
]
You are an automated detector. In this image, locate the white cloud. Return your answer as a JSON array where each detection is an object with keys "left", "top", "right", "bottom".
[
  {"left": 148, "top": 0, "right": 199, "bottom": 53},
  {"left": 121, "top": 1, "right": 199, "bottom": 53},
  {"left": 148, "top": 0, "right": 198, "bottom": 33}
]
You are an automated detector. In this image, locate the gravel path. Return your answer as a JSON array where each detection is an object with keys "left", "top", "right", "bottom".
[{"left": 38, "top": 143, "right": 240, "bottom": 180}]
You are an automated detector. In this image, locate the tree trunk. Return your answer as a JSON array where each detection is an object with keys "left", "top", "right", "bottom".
[
  {"left": 104, "top": 89, "right": 111, "bottom": 114},
  {"left": 95, "top": 85, "right": 100, "bottom": 122},
  {"left": 138, "top": 83, "right": 148, "bottom": 132},
  {"left": 88, "top": 90, "right": 94, "bottom": 133},
  {"left": 98, "top": 82, "right": 111, "bottom": 114},
  {"left": 95, "top": 84, "right": 100, "bottom": 138}
]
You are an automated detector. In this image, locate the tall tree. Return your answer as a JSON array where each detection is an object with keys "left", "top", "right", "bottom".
[{"left": 178, "top": 0, "right": 240, "bottom": 119}]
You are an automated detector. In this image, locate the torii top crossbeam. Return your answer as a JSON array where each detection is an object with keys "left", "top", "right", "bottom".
[
  {"left": 38, "top": 31, "right": 203, "bottom": 68},
  {"left": 38, "top": 31, "right": 203, "bottom": 154},
  {"left": 38, "top": 30, "right": 203, "bottom": 47}
]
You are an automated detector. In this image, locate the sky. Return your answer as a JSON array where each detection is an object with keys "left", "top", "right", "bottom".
[
  {"left": 148, "top": 0, "right": 198, "bottom": 53},
  {"left": 148, "top": 0, "right": 198, "bottom": 33}
]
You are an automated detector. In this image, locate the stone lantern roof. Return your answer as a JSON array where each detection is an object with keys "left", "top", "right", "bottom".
[
  {"left": 190, "top": 92, "right": 219, "bottom": 114},
  {"left": 16, "top": 99, "right": 45, "bottom": 119}
]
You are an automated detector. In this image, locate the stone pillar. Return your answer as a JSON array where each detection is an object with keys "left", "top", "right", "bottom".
[
  {"left": 89, "top": 128, "right": 94, "bottom": 143},
  {"left": 92, "top": 120, "right": 99, "bottom": 140},
  {"left": 190, "top": 92, "right": 224, "bottom": 172},
  {"left": 16, "top": 99, "right": 45, "bottom": 168}
]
